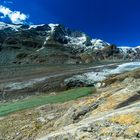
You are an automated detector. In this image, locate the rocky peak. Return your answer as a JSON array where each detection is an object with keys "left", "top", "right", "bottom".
[
  {"left": 118, "top": 46, "right": 140, "bottom": 59},
  {"left": 0, "top": 22, "right": 110, "bottom": 50}
]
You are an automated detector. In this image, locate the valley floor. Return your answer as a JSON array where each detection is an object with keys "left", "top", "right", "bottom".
[
  {"left": 0, "top": 61, "right": 122, "bottom": 101},
  {"left": 0, "top": 61, "right": 140, "bottom": 140}
]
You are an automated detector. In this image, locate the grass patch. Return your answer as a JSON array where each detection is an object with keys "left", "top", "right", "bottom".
[{"left": 0, "top": 87, "right": 93, "bottom": 117}]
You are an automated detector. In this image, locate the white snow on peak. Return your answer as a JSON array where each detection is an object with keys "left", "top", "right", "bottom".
[
  {"left": 118, "top": 46, "right": 132, "bottom": 48},
  {"left": 65, "top": 35, "right": 110, "bottom": 52},
  {"left": 0, "top": 21, "right": 21, "bottom": 31},
  {"left": 48, "top": 23, "right": 59, "bottom": 32},
  {"left": 118, "top": 46, "right": 132, "bottom": 53},
  {"left": 0, "top": 22, "right": 7, "bottom": 30},
  {"left": 91, "top": 39, "right": 110, "bottom": 50},
  {"left": 8, "top": 24, "right": 22, "bottom": 31},
  {"left": 29, "top": 24, "right": 45, "bottom": 29},
  {"left": 118, "top": 46, "right": 140, "bottom": 49},
  {"left": 118, "top": 46, "right": 140, "bottom": 53},
  {"left": 66, "top": 33, "right": 87, "bottom": 46},
  {"left": 136, "top": 46, "right": 140, "bottom": 49}
]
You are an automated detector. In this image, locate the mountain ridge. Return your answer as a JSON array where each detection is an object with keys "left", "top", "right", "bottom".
[{"left": 0, "top": 22, "right": 139, "bottom": 64}]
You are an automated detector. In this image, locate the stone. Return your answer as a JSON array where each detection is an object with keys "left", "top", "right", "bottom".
[
  {"left": 46, "top": 114, "right": 56, "bottom": 120},
  {"left": 36, "top": 117, "right": 46, "bottom": 123},
  {"left": 95, "top": 82, "right": 102, "bottom": 88}
]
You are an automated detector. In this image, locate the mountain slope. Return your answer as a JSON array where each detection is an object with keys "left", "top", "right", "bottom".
[
  {"left": 1, "top": 68, "right": 140, "bottom": 140},
  {"left": 38, "top": 68, "right": 140, "bottom": 140}
]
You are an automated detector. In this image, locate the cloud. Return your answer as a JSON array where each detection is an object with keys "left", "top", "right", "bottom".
[{"left": 0, "top": 5, "right": 29, "bottom": 24}]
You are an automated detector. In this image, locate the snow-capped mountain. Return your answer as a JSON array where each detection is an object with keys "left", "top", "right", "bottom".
[
  {"left": 118, "top": 46, "right": 140, "bottom": 59},
  {"left": 118, "top": 46, "right": 140, "bottom": 53},
  {"left": 0, "top": 22, "right": 25, "bottom": 31},
  {"left": 0, "top": 22, "right": 110, "bottom": 52},
  {"left": 0, "top": 22, "right": 139, "bottom": 64}
]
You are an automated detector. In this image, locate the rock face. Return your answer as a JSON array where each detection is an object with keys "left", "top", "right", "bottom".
[{"left": 0, "top": 22, "right": 139, "bottom": 64}]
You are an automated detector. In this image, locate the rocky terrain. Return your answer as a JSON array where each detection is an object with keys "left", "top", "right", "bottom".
[
  {"left": 0, "top": 22, "right": 140, "bottom": 65},
  {"left": 0, "top": 67, "right": 140, "bottom": 140},
  {"left": 37, "top": 67, "right": 140, "bottom": 140}
]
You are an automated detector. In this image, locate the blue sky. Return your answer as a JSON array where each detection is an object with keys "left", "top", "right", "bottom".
[{"left": 0, "top": 0, "right": 140, "bottom": 46}]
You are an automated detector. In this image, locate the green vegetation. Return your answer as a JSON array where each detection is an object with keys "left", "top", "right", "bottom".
[{"left": 0, "top": 87, "right": 94, "bottom": 116}]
